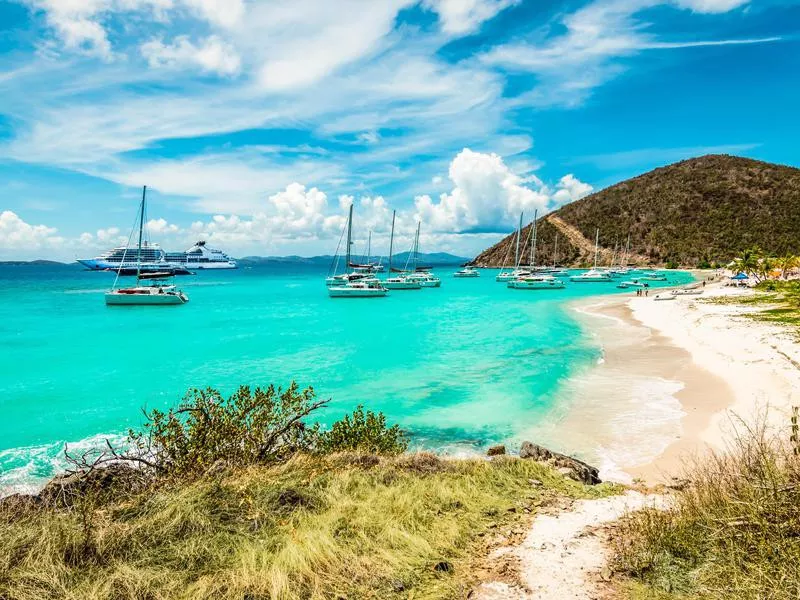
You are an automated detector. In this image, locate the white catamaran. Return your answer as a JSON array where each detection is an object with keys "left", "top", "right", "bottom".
[
  {"left": 508, "top": 210, "right": 565, "bottom": 290},
  {"left": 496, "top": 212, "right": 531, "bottom": 282},
  {"left": 105, "top": 186, "right": 189, "bottom": 306},
  {"left": 402, "top": 222, "right": 441, "bottom": 288},
  {"left": 383, "top": 210, "right": 422, "bottom": 290},
  {"left": 570, "top": 228, "right": 613, "bottom": 283},
  {"left": 327, "top": 204, "right": 388, "bottom": 298}
]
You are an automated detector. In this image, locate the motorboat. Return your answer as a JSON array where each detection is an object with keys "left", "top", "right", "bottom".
[{"left": 454, "top": 267, "right": 480, "bottom": 278}]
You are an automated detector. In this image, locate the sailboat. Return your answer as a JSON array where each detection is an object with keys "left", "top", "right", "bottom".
[
  {"left": 496, "top": 212, "right": 530, "bottom": 282},
  {"left": 402, "top": 222, "right": 441, "bottom": 288},
  {"left": 508, "top": 211, "right": 565, "bottom": 289},
  {"left": 327, "top": 204, "right": 388, "bottom": 298},
  {"left": 384, "top": 210, "right": 422, "bottom": 290},
  {"left": 105, "top": 186, "right": 189, "bottom": 306},
  {"left": 547, "top": 234, "right": 569, "bottom": 277},
  {"left": 570, "top": 229, "right": 612, "bottom": 282}
]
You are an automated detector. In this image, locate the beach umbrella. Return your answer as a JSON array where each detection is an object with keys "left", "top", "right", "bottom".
[{"left": 731, "top": 272, "right": 749, "bottom": 280}]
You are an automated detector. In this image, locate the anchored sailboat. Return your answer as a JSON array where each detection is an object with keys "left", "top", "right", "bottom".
[
  {"left": 570, "top": 228, "right": 612, "bottom": 282},
  {"left": 508, "top": 210, "right": 564, "bottom": 289},
  {"left": 383, "top": 210, "right": 422, "bottom": 290},
  {"left": 327, "top": 204, "right": 388, "bottom": 298},
  {"left": 403, "top": 222, "right": 441, "bottom": 288},
  {"left": 496, "top": 212, "right": 530, "bottom": 282},
  {"left": 105, "top": 186, "right": 189, "bottom": 306}
]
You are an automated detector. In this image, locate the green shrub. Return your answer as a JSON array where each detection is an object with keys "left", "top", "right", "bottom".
[{"left": 318, "top": 405, "right": 408, "bottom": 455}]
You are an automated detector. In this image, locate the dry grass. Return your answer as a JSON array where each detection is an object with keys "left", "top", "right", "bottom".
[
  {"left": 613, "top": 418, "right": 800, "bottom": 600},
  {"left": 0, "top": 454, "right": 618, "bottom": 600}
]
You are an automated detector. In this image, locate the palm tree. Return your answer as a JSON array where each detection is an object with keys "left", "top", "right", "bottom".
[
  {"left": 732, "top": 248, "right": 761, "bottom": 281},
  {"left": 776, "top": 254, "right": 799, "bottom": 280}
]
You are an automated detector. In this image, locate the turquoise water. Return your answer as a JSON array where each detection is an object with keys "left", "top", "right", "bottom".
[{"left": 0, "top": 264, "right": 694, "bottom": 493}]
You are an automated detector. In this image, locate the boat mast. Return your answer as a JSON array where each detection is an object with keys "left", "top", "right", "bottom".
[
  {"left": 514, "top": 212, "right": 523, "bottom": 268},
  {"left": 530, "top": 209, "right": 538, "bottom": 268},
  {"left": 553, "top": 234, "right": 558, "bottom": 268},
  {"left": 136, "top": 185, "right": 146, "bottom": 281},
  {"left": 413, "top": 222, "right": 421, "bottom": 272},
  {"left": 624, "top": 233, "right": 631, "bottom": 268},
  {"left": 388, "top": 210, "right": 395, "bottom": 272},
  {"left": 367, "top": 231, "right": 372, "bottom": 265},
  {"left": 345, "top": 203, "right": 353, "bottom": 271},
  {"left": 593, "top": 228, "right": 600, "bottom": 269}
]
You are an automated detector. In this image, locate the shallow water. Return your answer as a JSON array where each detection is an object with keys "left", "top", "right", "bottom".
[{"left": 0, "top": 263, "right": 694, "bottom": 493}]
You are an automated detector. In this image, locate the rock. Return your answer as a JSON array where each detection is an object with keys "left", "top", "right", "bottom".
[
  {"left": 38, "top": 463, "right": 143, "bottom": 508},
  {"left": 528, "top": 479, "right": 543, "bottom": 487},
  {"left": 487, "top": 445, "right": 506, "bottom": 456},
  {"left": 600, "top": 565, "right": 613, "bottom": 582},
  {"left": 518, "top": 442, "right": 601, "bottom": 485}
]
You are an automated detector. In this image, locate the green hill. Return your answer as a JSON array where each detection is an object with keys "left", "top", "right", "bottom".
[{"left": 472, "top": 155, "right": 800, "bottom": 267}]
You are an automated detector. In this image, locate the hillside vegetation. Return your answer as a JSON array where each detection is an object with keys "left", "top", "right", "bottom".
[{"left": 473, "top": 155, "right": 800, "bottom": 267}]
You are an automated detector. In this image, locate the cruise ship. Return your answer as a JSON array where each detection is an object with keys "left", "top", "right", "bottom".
[{"left": 78, "top": 241, "right": 237, "bottom": 271}]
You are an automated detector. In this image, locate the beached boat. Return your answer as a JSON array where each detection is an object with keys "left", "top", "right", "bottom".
[
  {"left": 327, "top": 204, "right": 388, "bottom": 298},
  {"left": 383, "top": 210, "right": 421, "bottom": 290},
  {"left": 570, "top": 229, "right": 613, "bottom": 282},
  {"left": 672, "top": 288, "right": 704, "bottom": 295},
  {"left": 105, "top": 186, "right": 189, "bottom": 306},
  {"left": 454, "top": 266, "right": 480, "bottom": 278},
  {"left": 653, "top": 293, "right": 676, "bottom": 301}
]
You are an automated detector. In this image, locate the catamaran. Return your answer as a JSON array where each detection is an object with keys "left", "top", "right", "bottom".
[
  {"left": 105, "top": 186, "right": 189, "bottom": 306},
  {"left": 496, "top": 212, "right": 531, "bottom": 282},
  {"left": 508, "top": 211, "right": 565, "bottom": 290},
  {"left": 383, "top": 210, "right": 422, "bottom": 290},
  {"left": 454, "top": 266, "right": 480, "bottom": 278},
  {"left": 401, "top": 222, "right": 441, "bottom": 288},
  {"left": 570, "top": 229, "right": 613, "bottom": 282},
  {"left": 327, "top": 204, "right": 388, "bottom": 298}
]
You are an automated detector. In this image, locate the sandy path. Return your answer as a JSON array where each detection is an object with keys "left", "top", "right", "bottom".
[{"left": 473, "top": 491, "right": 666, "bottom": 600}]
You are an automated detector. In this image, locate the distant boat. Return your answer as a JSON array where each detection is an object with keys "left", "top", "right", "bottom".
[
  {"left": 508, "top": 275, "right": 565, "bottom": 289},
  {"left": 404, "top": 222, "right": 441, "bottom": 288},
  {"left": 570, "top": 229, "right": 613, "bottom": 283},
  {"left": 327, "top": 204, "right": 388, "bottom": 298},
  {"left": 454, "top": 266, "right": 480, "bottom": 278},
  {"left": 640, "top": 274, "right": 668, "bottom": 281},
  {"left": 497, "top": 212, "right": 530, "bottom": 282},
  {"left": 105, "top": 186, "right": 189, "bottom": 306},
  {"left": 383, "top": 210, "right": 422, "bottom": 290}
]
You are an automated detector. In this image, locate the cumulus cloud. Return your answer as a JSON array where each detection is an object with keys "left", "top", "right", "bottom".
[
  {"left": 552, "top": 174, "right": 593, "bottom": 205},
  {"left": 140, "top": 35, "right": 241, "bottom": 76},
  {"left": 413, "top": 148, "right": 551, "bottom": 233},
  {"left": 0, "top": 210, "right": 63, "bottom": 251},
  {"left": 146, "top": 218, "right": 180, "bottom": 234},
  {"left": 423, "top": 0, "right": 520, "bottom": 34}
]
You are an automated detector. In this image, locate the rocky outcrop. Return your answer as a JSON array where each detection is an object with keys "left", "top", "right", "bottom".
[
  {"left": 519, "top": 442, "right": 601, "bottom": 485},
  {"left": 38, "top": 463, "right": 144, "bottom": 508},
  {"left": 487, "top": 445, "right": 506, "bottom": 456}
]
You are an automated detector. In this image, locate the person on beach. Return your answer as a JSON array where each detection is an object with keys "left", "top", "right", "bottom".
[{"left": 645, "top": 289, "right": 649, "bottom": 297}]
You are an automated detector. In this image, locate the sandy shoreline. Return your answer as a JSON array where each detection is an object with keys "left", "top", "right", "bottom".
[{"left": 573, "top": 277, "right": 800, "bottom": 483}]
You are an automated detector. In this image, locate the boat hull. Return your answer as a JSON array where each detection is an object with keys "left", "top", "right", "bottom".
[
  {"left": 383, "top": 280, "right": 422, "bottom": 289},
  {"left": 327, "top": 287, "right": 388, "bottom": 298},
  {"left": 508, "top": 279, "right": 565, "bottom": 289},
  {"left": 105, "top": 291, "right": 188, "bottom": 305},
  {"left": 569, "top": 276, "right": 612, "bottom": 282}
]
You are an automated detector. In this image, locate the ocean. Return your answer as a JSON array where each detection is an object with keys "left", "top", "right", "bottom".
[{"left": 0, "top": 263, "right": 695, "bottom": 494}]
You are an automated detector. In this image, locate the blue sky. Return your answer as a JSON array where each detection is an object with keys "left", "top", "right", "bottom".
[{"left": 0, "top": 0, "right": 797, "bottom": 260}]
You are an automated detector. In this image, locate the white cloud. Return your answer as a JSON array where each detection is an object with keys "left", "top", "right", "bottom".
[
  {"left": 672, "top": 0, "right": 749, "bottom": 13},
  {"left": 482, "top": 0, "right": 779, "bottom": 108},
  {"left": 181, "top": 0, "right": 244, "bottom": 27},
  {"left": 146, "top": 218, "right": 179, "bottom": 234},
  {"left": 141, "top": 35, "right": 241, "bottom": 76},
  {"left": 423, "top": 0, "right": 520, "bottom": 34},
  {"left": 0, "top": 210, "right": 63, "bottom": 251},
  {"left": 552, "top": 174, "right": 593, "bottom": 205},
  {"left": 414, "top": 148, "right": 551, "bottom": 233}
]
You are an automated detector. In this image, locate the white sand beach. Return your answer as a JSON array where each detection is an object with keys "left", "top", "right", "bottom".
[{"left": 570, "top": 277, "right": 800, "bottom": 483}]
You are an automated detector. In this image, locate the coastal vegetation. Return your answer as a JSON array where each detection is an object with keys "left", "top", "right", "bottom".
[
  {"left": 0, "top": 382, "right": 618, "bottom": 600},
  {"left": 473, "top": 155, "right": 800, "bottom": 268},
  {"left": 614, "top": 416, "right": 800, "bottom": 599}
]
